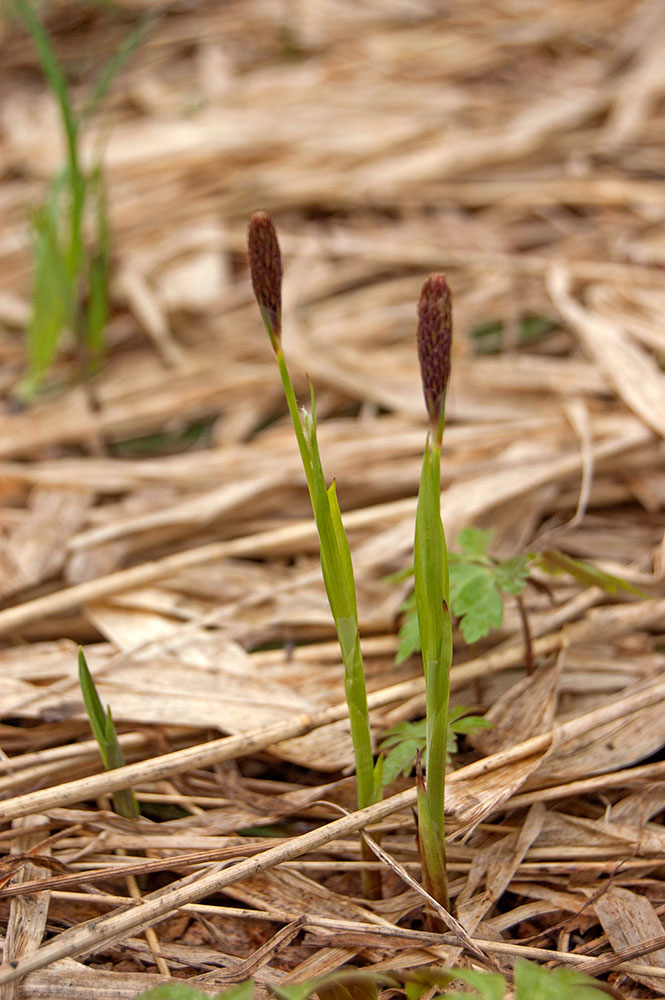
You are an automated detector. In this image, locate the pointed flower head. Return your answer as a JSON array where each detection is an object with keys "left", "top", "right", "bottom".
[
  {"left": 417, "top": 274, "right": 452, "bottom": 441},
  {"left": 247, "top": 211, "right": 282, "bottom": 350}
]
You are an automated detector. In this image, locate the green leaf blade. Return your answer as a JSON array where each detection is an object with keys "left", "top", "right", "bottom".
[{"left": 78, "top": 648, "right": 110, "bottom": 767}]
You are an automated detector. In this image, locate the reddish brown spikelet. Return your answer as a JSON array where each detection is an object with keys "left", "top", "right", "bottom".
[
  {"left": 247, "top": 211, "right": 282, "bottom": 348},
  {"left": 417, "top": 274, "right": 452, "bottom": 432}
]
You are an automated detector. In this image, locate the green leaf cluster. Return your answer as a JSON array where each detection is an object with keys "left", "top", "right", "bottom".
[
  {"left": 396, "top": 527, "right": 646, "bottom": 659},
  {"left": 129, "top": 960, "right": 615, "bottom": 1000},
  {"left": 378, "top": 707, "right": 491, "bottom": 786},
  {"left": 450, "top": 528, "right": 532, "bottom": 643}
]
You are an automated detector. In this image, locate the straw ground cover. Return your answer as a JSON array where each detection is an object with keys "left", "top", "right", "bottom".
[{"left": 1, "top": 0, "right": 665, "bottom": 996}]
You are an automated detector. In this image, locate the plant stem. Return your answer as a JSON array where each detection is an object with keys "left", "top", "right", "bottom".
[
  {"left": 276, "top": 348, "right": 314, "bottom": 496},
  {"left": 414, "top": 434, "right": 452, "bottom": 921},
  {"left": 248, "top": 212, "right": 381, "bottom": 899}
]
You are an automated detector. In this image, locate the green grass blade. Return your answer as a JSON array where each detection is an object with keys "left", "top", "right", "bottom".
[
  {"left": 103, "top": 706, "right": 140, "bottom": 819},
  {"left": 78, "top": 648, "right": 110, "bottom": 769},
  {"left": 82, "top": 13, "right": 154, "bottom": 122},
  {"left": 24, "top": 203, "right": 71, "bottom": 392},
  {"left": 304, "top": 393, "right": 375, "bottom": 809},
  {"left": 12, "top": 0, "right": 85, "bottom": 280},
  {"left": 11, "top": 0, "right": 79, "bottom": 177},
  {"left": 538, "top": 548, "right": 650, "bottom": 598},
  {"left": 79, "top": 648, "right": 140, "bottom": 819}
]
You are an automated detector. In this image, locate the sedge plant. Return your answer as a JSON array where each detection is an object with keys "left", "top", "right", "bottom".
[
  {"left": 12, "top": 0, "right": 149, "bottom": 394},
  {"left": 247, "top": 212, "right": 382, "bottom": 899},
  {"left": 413, "top": 274, "right": 454, "bottom": 920}
]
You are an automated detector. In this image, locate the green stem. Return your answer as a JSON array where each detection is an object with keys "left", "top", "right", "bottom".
[
  {"left": 414, "top": 434, "right": 452, "bottom": 920},
  {"left": 276, "top": 347, "right": 314, "bottom": 497},
  {"left": 424, "top": 442, "right": 451, "bottom": 838}
]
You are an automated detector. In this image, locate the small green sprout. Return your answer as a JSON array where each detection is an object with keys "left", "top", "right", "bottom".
[{"left": 78, "top": 648, "right": 139, "bottom": 820}]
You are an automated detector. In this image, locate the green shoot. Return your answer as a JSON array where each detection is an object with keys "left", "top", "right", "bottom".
[
  {"left": 78, "top": 648, "right": 139, "bottom": 820},
  {"left": 413, "top": 274, "right": 453, "bottom": 919},
  {"left": 247, "top": 212, "right": 382, "bottom": 900},
  {"left": 11, "top": 0, "right": 149, "bottom": 394},
  {"left": 379, "top": 707, "right": 491, "bottom": 786}
]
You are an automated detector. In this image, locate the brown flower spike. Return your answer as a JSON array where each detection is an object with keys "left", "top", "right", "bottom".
[
  {"left": 417, "top": 274, "right": 452, "bottom": 441},
  {"left": 247, "top": 211, "right": 283, "bottom": 350}
]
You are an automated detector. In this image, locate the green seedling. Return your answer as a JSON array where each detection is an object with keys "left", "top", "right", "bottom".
[
  {"left": 78, "top": 647, "right": 139, "bottom": 820},
  {"left": 12, "top": 0, "right": 149, "bottom": 394},
  {"left": 247, "top": 212, "right": 382, "bottom": 900}
]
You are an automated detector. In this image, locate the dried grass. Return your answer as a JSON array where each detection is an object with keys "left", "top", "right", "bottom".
[{"left": 1, "top": 0, "right": 665, "bottom": 996}]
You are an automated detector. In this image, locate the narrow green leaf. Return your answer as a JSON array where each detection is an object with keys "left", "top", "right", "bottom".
[
  {"left": 301, "top": 388, "right": 374, "bottom": 812},
  {"left": 325, "top": 480, "right": 359, "bottom": 626},
  {"left": 79, "top": 649, "right": 139, "bottom": 819},
  {"left": 538, "top": 549, "right": 650, "bottom": 598},
  {"left": 24, "top": 203, "right": 71, "bottom": 391},
  {"left": 78, "top": 648, "right": 110, "bottom": 768},
  {"left": 11, "top": 0, "right": 79, "bottom": 180},
  {"left": 83, "top": 13, "right": 153, "bottom": 122}
]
